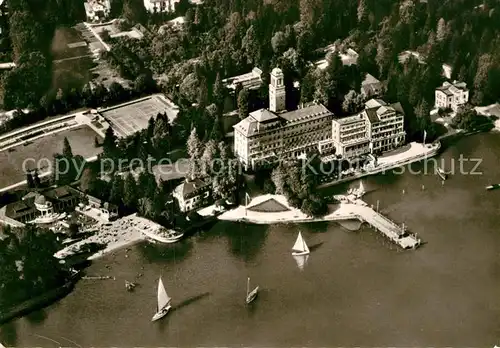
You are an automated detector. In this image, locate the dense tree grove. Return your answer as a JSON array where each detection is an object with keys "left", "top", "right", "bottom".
[
  {"left": 100, "top": 0, "right": 500, "bottom": 143},
  {"left": 0, "top": 0, "right": 84, "bottom": 109},
  {"left": 270, "top": 154, "right": 327, "bottom": 217},
  {"left": 0, "top": 225, "right": 71, "bottom": 312},
  {"left": 2, "top": 0, "right": 500, "bottom": 140}
]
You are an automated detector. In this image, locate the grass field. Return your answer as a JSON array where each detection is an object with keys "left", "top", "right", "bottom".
[
  {"left": 0, "top": 126, "right": 102, "bottom": 189},
  {"left": 51, "top": 27, "right": 90, "bottom": 61}
]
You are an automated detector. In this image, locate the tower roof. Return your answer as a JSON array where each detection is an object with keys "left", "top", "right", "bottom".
[{"left": 271, "top": 67, "right": 283, "bottom": 76}]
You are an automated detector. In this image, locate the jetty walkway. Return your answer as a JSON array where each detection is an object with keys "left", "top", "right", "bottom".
[{"left": 218, "top": 194, "right": 421, "bottom": 250}]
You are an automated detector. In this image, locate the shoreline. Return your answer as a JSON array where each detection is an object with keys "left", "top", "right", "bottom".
[
  {"left": 0, "top": 280, "right": 75, "bottom": 325},
  {"left": 318, "top": 142, "right": 441, "bottom": 189},
  {"left": 55, "top": 214, "right": 149, "bottom": 261}
]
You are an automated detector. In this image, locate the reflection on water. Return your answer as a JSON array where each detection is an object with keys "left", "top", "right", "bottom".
[
  {"left": 223, "top": 223, "right": 269, "bottom": 262},
  {"left": 137, "top": 239, "right": 193, "bottom": 264},
  {"left": 5, "top": 133, "right": 500, "bottom": 346},
  {"left": 0, "top": 321, "right": 17, "bottom": 346},
  {"left": 25, "top": 309, "right": 47, "bottom": 326},
  {"left": 337, "top": 220, "right": 362, "bottom": 231}
]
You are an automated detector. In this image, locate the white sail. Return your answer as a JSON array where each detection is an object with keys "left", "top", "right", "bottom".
[
  {"left": 359, "top": 181, "right": 365, "bottom": 193},
  {"left": 293, "top": 254, "right": 309, "bottom": 270},
  {"left": 157, "top": 278, "right": 171, "bottom": 311},
  {"left": 292, "top": 232, "right": 307, "bottom": 252}
]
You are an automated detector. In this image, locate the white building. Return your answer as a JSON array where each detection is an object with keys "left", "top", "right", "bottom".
[
  {"left": 364, "top": 99, "right": 406, "bottom": 153},
  {"left": 233, "top": 68, "right": 334, "bottom": 170},
  {"left": 435, "top": 81, "right": 469, "bottom": 112},
  {"left": 331, "top": 113, "right": 370, "bottom": 158},
  {"left": 222, "top": 67, "right": 263, "bottom": 92},
  {"left": 332, "top": 99, "right": 406, "bottom": 158},
  {"left": 143, "top": 0, "right": 180, "bottom": 13},
  {"left": 315, "top": 47, "right": 359, "bottom": 70},
  {"left": 84, "top": 0, "right": 111, "bottom": 22},
  {"left": 173, "top": 178, "right": 211, "bottom": 212}
]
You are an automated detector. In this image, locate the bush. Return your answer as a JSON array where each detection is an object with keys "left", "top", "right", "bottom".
[{"left": 263, "top": 179, "right": 276, "bottom": 194}]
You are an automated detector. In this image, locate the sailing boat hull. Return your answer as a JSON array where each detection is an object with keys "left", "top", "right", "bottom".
[
  {"left": 292, "top": 250, "right": 310, "bottom": 256},
  {"left": 152, "top": 304, "right": 171, "bottom": 321},
  {"left": 246, "top": 286, "right": 259, "bottom": 304}
]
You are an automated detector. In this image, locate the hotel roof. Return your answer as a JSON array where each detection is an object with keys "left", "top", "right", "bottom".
[{"left": 234, "top": 103, "right": 333, "bottom": 137}]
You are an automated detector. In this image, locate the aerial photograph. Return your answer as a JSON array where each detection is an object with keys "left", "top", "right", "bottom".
[{"left": 0, "top": 0, "right": 499, "bottom": 346}]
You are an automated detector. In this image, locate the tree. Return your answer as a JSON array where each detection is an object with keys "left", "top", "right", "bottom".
[
  {"left": 103, "top": 127, "right": 117, "bottom": 158},
  {"left": 33, "top": 170, "right": 41, "bottom": 187},
  {"left": 62, "top": 137, "right": 73, "bottom": 158},
  {"left": 473, "top": 54, "right": 492, "bottom": 105},
  {"left": 122, "top": 0, "right": 147, "bottom": 23},
  {"left": 436, "top": 18, "right": 448, "bottom": 42},
  {"left": 137, "top": 197, "right": 154, "bottom": 219},
  {"left": 271, "top": 164, "right": 287, "bottom": 194},
  {"left": 342, "top": 90, "right": 365, "bottom": 114},
  {"left": 200, "top": 140, "right": 217, "bottom": 176},
  {"left": 187, "top": 128, "right": 202, "bottom": 179},
  {"left": 212, "top": 72, "right": 225, "bottom": 108},
  {"left": 237, "top": 88, "right": 250, "bottom": 120},
  {"left": 357, "top": 0, "right": 368, "bottom": 25},
  {"left": 210, "top": 115, "right": 224, "bottom": 142},
  {"left": 187, "top": 127, "right": 202, "bottom": 160},
  {"left": 138, "top": 170, "right": 157, "bottom": 200},
  {"left": 241, "top": 25, "right": 261, "bottom": 65},
  {"left": 80, "top": 167, "right": 97, "bottom": 193},
  {"left": 301, "top": 195, "right": 327, "bottom": 217},
  {"left": 271, "top": 31, "right": 287, "bottom": 55},
  {"left": 123, "top": 173, "right": 138, "bottom": 209},
  {"left": 134, "top": 73, "right": 155, "bottom": 95},
  {"left": 26, "top": 173, "right": 35, "bottom": 188},
  {"left": 109, "top": 175, "right": 124, "bottom": 205}
]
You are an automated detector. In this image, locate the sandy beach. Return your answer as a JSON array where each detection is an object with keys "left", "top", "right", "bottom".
[{"left": 54, "top": 214, "right": 157, "bottom": 260}]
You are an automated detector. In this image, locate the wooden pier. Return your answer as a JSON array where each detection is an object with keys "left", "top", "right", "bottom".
[{"left": 353, "top": 204, "right": 420, "bottom": 249}]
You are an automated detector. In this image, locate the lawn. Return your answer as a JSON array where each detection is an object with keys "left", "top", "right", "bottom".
[
  {"left": 51, "top": 27, "right": 90, "bottom": 61},
  {"left": 0, "top": 126, "right": 102, "bottom": 189}
]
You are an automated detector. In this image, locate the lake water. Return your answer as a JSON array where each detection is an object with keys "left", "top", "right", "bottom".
[{"left": 1, "top": 133, "right": 500, "bottom": 347}]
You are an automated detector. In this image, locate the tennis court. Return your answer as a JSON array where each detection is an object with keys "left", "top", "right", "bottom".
[{"left": 99, "top": 94, "right": 179, "bottom": 138}]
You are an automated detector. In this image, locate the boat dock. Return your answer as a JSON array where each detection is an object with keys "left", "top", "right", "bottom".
[
  {"left": 351, "top": 204, "right": 420, "bottom": 249},
  {"left": 219, "top": 193, "right": 422, "bottom": 250}
]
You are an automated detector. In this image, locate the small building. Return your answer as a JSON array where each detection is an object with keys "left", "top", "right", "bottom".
[
  {"left": 435, "top": 81, "right": 469, "bottom": 112},
  {"left": 0, "top": 186, "right": 81, "bottom": 226},
  {"left": 361, "top": 73, "right": 383, "bottom": 99},
  {"left": 222, "top": 67, "right": 263, "bottom": 92},
  {"left": 87, "top": 195, "right": 119, "bottom": 221},
  {"left": 143, "top": 0, "right": 179, "bottom": 13},
  {"left": 474, "top": 103, "right": 500, "bottom": 118},
  {"left": 84, "top": 0, "right": 111, "bottom": 22},
  {"left": 173, "top": 178, "right": 211, "bottom": 212}
]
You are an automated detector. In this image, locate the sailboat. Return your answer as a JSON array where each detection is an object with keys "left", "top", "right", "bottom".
[
  {"left": 291, "top": 231, "right": 310, "bottom": 256},
  {"left": 246, "top": 277, "right": 259, "bottom": 304},
  {"left": 151, "top": 277, "right": 172, "bottom": 321},
  {"left": 358, "top": 181, "right": 365, "bottom": 195}
]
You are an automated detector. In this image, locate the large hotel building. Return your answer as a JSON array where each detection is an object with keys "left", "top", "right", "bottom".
[{"left": 233, "top": 68, "right": 406, "bottom": 170}]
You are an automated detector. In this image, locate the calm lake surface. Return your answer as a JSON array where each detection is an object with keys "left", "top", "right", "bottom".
[{"left": 2, "top": 133, "right": 500, "bottom": 347}]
